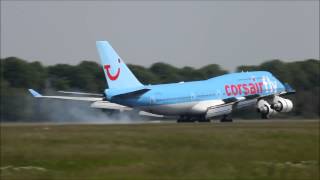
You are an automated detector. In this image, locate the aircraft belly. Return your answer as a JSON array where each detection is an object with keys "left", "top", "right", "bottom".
[
  {"left": 140, "top": 102, "right": 198, "bottom": 115},
  {"left": 139, "top": 99, "right": 224, "bottom": 116}
]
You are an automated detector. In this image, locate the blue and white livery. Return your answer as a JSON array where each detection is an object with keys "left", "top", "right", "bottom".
[{"left": 29, "top": 41, "right": 295, "bottom": 122}]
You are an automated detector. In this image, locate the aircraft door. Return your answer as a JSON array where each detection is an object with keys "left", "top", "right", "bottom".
[
  {"left": 149, "top": 96, "right": 156, "bottom": 105},
  {"left": 216, "top": 90, "right": 222, "bottom": 99},
  {"left": 190, "top": 92, "right": 196, "bottom": 101}
]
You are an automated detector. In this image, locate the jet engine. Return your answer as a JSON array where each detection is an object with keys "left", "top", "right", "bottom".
[
  {"left": 271, "top": 96, "right": 293, "bottom": 112},
  {"left": 257, "top": 99, "right": 277, "bottom": 119}
]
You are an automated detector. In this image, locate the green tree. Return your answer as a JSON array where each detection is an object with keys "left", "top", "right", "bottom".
[
  {"left": 2, "top": 57, "right": 46, "bottom": 90},
  {"left": 149, "top": 62, "right": 183, "bottom": 83},
  {"left": 1, "top": 58, "right": 319, "bottom": 121},
  {"left": 199, "top": 64, "right": 228, "bottom": 79},
  {"left": 128, "top": 64, "right": 159, "bottom": 84}
]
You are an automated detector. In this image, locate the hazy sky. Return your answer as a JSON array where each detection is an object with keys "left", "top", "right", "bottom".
[{"left": 1, "top": 1, "right": 319, "bottom": 71}]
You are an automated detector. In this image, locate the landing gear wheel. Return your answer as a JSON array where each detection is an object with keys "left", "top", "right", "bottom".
[
  {"left": 177, "top": 115, "right": 194, "bottom": 123},
  {"left": 261, "top": 113, "right": 269, "bottom": 119},
  {"left": 220, "top": 115, "right": 233, "bottom": 122},
  {"left": 197, "top": 115, "right": 210, "bottom": 123}
]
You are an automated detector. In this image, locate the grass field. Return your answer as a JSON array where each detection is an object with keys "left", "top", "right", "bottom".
[{"left": 1, "top": 120, "right": 319, "bottom": 180}]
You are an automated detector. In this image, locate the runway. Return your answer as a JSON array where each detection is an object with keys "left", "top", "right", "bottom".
[{"left": 1, "top": 118, "right": 318, "bottom": 126}]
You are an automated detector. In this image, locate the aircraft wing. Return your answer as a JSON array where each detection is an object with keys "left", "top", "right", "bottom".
[
  {"left": 28, "top": 89, "right": 132, "bottom": 111},
  {"left": 222, "top": 94, "right": 259, "bottom": 104},
  {"left": 28, "top": 89, "right": 103, "bottom": 101},
  {"left": 206, "top": 93, "right": 279, "bottom": 119}
]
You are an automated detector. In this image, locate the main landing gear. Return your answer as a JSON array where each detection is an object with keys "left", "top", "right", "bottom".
[
  {"left": 220, "top": 114, "right": 233, "bottom": 122},
  {"left": 177, "top": 114, "right": 233, "bottom": 123},
  {"left": 177, "top": 115, "right": 210, "bottom": 123}
]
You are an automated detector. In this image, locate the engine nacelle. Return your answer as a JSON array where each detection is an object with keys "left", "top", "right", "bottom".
[
  {"left": 271, "top": 96, "right": 293, "bottom": 112},
  {"left": 257, "top": 99, "right": 277, "bottom": 119}
]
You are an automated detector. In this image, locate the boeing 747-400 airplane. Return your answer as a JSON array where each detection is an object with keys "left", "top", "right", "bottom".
[{"left": 29, "top": 41, "right": 295, "bottom": 122}]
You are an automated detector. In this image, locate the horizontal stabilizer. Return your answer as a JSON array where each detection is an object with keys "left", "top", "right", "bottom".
[
  {"left": 113, "top": 88, "right": 150, "bottom": 98},
  {"left": 106, "top": 86, "right": 150, "bottom": 98}
]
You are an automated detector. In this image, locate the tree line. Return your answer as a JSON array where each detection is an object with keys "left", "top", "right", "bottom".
[{"left": 1, "top": 57, "right": 319, "bottom": 121}]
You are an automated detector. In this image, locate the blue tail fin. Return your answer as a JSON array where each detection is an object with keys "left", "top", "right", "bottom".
[{"left": 96, "top": 41, "right": 143, "bottom": 89}]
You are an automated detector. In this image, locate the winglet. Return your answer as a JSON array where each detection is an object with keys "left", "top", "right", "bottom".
[{"left": 28, "top": 89, "right": 42, "bottom": 97}]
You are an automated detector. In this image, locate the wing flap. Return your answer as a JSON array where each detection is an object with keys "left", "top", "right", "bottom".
[
  {"left": 36, "top": 96, "right": 103, "bottom": 101},
  {"left": 90, "top": 101, "right": 132, "bottom": 110},
  {"left": 57, "top": 91, "right": 103, "bottom": 97}
]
